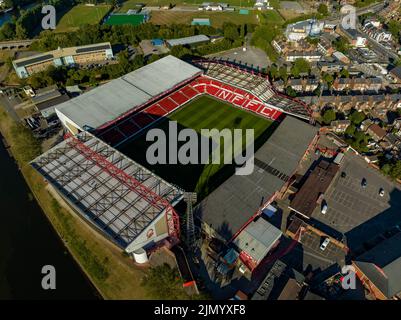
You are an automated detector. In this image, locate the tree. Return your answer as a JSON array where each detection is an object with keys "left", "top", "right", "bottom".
[
  {"left": 322, "top": 73, "right": 334, "bottom": 88},
  {"left": 381, "top": 163, "right": 392, "bottom": 176},
  {"left": 390, "top": 161, "right": 401, "bottom": 179},
  {"left": 333, "top": 36, "right": 349, "bottom": 53},
  {"left": 345, "top": 124, "right": 356, "bottom": 136},
  {"left": 291, "top": 58, "right": 310, "bottom": 77},
  {"left": 285, "top": 86, "right": 297, "bottom": 97},
  {"left": 322, "top": 109, "right": 336, "bottom": 124},
  {"left": 349, "top": 110, "right": 366, "bottom": 125},
  {"left": 340, "top": 68, "right": 350, "bottom": 78},
  {"left": 317, "top": 4, "right": 329, "bottom": 16}
]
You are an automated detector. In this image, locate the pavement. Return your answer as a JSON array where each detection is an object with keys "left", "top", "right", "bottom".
[
  {"left": 207, "top": 35, "right": 270, "bottom": 70},
  {"left": 310, "top": 150, "right": 401, "bottom": 254},
  {"left": 0, "top": 92, "right": 20, "bottom": 122}
]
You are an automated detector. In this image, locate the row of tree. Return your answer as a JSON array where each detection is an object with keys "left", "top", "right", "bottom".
[{"left": 0, "top": 0, "right": 75, "bottom": 40}]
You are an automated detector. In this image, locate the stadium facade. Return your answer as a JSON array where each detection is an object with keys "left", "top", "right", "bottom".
[{"left": 33, "top": 55, "right": 317, "bottom": 271}]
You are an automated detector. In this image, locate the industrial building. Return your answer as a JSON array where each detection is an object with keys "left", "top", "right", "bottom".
[
  {"left": 31, "top": 131, "right": 184, "bottom": 256},
  {"left": 166, "top": 35, "right": 210, "bottom": 48},
  {"left": 352, "top": 232, "right": 401, "bottom": 300},
  {"left": 12, "top": 42, "right": 114, "bottom": 78},
  {"left": 289, "top": 161, "right": 339, "bottom": 219},
  {"left": 195, "top": 116, "right": 318, "bottom": 246},
  {"left": 285, "top": 19, "right": 325, "bottom": 42}
]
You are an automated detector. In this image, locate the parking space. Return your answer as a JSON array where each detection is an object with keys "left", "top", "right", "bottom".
[
  {"left": 311, "top": 151, "right": 401, "bottom": 252},
  {"left": 207, "top": 46, "right": 269, "bottom": 70},
  {"left": 300, "top": 230, "right": 345, "bottom": 262}
]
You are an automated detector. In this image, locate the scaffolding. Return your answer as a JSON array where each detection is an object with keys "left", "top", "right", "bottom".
[{"left": 31, "top": 131, "right": 184, "bottom": 250}]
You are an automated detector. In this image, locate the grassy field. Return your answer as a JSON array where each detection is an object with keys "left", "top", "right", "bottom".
[
  {"left": 258, "top": 9, "right": 285, "bottom": 25},
  {"left": 119, "top": 96, "right": 274, "bottom": 199},
  {"left": 150, "top": 11, "right": 258, "bottom": 27},
  {"left": 56, "top": 4, "right": 112, "bottom": 33}
]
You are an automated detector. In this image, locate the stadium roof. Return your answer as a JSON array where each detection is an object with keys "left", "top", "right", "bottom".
[
  {"left": 233, "top": 217, "right": 282, "bottom": 264},
  {"left": 354, "top": 232, "right": 401, "bottom": 299},
  {"left": 31, "top": 131, "right": 184, "bottom": 250},
  {"left": 166, "top": 35, "right": 210, "bottom": 47},
  {"left": 55, "top": 56, "right": 202, "bottom": 130},
  {"left": 195, "top": 116, "right": 317, "bottom": 241}
]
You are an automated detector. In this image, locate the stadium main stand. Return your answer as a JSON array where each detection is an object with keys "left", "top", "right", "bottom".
[
  {"left": 97, "top": 76, "right": 283, "bottom": 146},
  {"left": 56, "top": 56, "right": 311, "bottom": 146}
]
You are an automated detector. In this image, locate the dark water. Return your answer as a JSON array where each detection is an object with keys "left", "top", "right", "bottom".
[
  {"left": 0, "top": 2, "right": 39, "bottom": 28},
  {"left": 0, "top": 137, "right": 98, "bottom": 299}
]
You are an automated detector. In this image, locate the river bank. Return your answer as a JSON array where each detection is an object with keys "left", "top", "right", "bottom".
[{"left": 0, "top": 106, "right": 149, "bottom": 299}]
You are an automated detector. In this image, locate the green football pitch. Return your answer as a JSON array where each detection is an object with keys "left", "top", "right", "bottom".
[{"left": 118, "top": 96, "right": 276, "bottom": 199}]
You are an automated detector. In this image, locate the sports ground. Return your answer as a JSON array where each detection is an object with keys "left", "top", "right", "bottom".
[
  {"left": 119, "top": 95, "right": 276, "bottom": 199},
  {"left": 56, "top": 4, "right": 111, "bottom": 33}
]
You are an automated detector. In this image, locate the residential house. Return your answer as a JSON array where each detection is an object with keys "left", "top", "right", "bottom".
[
  {"left": 367, "top": 124, "right": 387, "bottom": 142},
  {"left": 330, "top": 120, "right": 351, "bottom": 133}
]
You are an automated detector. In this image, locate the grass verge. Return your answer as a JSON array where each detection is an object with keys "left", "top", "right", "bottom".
[{"left": 0, "top": 107, "right": 151, "bottom": 299}]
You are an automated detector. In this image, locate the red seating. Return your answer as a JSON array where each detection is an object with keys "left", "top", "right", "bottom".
[
  {"left": 146, "top": 104, "right": 168, "bottom": 117},
  {"left": 97, "top": 75, "right": 283, "bottom": 146},
  {"left": 181, "top": 86, "right": 199, "bottom": 99},
  {"left": 170, "top": 91, "right": 189, "bottom": 105},
  {"left": 158, "top": 98, "right": 179, "bottom": 112}
]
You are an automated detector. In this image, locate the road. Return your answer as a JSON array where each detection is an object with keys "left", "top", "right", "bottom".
[{"left": 0, "top": 93, "right": 20, "bottom": 122}]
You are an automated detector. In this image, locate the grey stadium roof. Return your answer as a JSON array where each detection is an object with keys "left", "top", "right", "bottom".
[
  {"left": 55, "top": 56, "right": 202, "bottom": 130},
  {"left": 195, "top": 116, "right": 317, "bottom": 241},
  {"left": 31, "top": 131, "right": 184, "bottom": 249}
]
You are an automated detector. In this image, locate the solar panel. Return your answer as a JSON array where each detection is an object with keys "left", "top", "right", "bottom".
[
  {"left": 14, "top": 54, "right": 54, "bottom": 68},
  {"left": 75, "top": 44, "right": 111, "bottom": 54}
]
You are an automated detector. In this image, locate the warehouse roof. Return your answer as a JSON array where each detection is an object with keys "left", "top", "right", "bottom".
[
  {"left": 354, "top": 232, "right": 401, "bottom": 299},
  {"left": 55, "top": 56, "right": 202, "bottom": 130},
  {"left": 290, "top": 161, "right": 339, "bottom": 218},
  {"left": 195, "top": 116, "right": 317, "bottom": 241},
  {"left": 166, "top": 35, "right": 210, "bottom": 47},
  {"left": 31, "top": 131, "right": 184, "bottom": 250}
]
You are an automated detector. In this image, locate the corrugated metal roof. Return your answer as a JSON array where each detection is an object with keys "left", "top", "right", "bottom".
[
  {"left": 55, "top": 56, "right": 202, "bottom": 129},
  {"left": 166, "top": 35, "right": 209, "bottom": 47}
]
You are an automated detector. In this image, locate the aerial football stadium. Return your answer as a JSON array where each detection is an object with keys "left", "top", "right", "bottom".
[{"left": 31, "top": 55, "right": 318, "bottom": 272}]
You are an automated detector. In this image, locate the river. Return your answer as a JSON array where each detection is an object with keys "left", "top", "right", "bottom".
[
  {"left": 0, "top": 2, "right": 39, "bottom": 28},
  {"left": 0, "top": 136, "right": 98, "bottom": 299}
]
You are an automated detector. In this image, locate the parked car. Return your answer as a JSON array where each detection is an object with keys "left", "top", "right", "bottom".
[
  {"left": 341, "top": 171, "right": 346, "bottom": 178},
  {"left": 379, "top": 188, "right": 385, "bottom": 197},
  {"left": 321, "top": 203, "right": 328, "bottom": 214},
  {"left": 361, "top": 178, "right": 367, "bottom": 188},
  {"left": 320, "top": 237, "right": 330, "bottom": 251}
]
